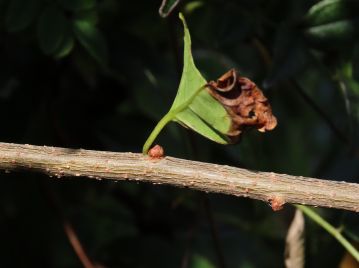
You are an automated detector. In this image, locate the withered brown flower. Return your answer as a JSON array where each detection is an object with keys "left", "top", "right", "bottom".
[{"left": 206, "top": 69, "right": 277, "bottom": 141}]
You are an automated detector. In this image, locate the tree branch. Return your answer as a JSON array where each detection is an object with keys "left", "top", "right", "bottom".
[{"left": 0, "top": 142, "right": 358, "bottom": 212}]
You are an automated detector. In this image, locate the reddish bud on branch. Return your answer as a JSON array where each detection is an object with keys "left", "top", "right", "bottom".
[{"left": 148, "top": 145, "right": 165, "bottom": 159}]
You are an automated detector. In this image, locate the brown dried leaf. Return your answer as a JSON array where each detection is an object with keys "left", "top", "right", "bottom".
[
  {"left": 285, "top": 209, "right": 305, "bottom": 268},
  {"left": 207, "top": 69, "right": 277, "bottom": 141}
]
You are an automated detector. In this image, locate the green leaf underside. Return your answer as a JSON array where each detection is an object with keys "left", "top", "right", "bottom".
[
  {"left": 170, "top": 14, "right": 231, "bottom": 143},
  {"left": 175, "top": 109, "right": 228, "bottom": 144}
]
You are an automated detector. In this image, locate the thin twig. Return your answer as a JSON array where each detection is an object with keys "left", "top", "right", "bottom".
[
  {"left": 63, "top": 220, "right": 97, "bottom": 268},
  {"left": 0, "top": 142, "right": 358, "bottom": 212},
  {"left": 42, "top": 183, "right": 96, "bottom": 268}
]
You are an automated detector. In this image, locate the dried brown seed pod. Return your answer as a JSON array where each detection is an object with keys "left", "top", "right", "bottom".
[{"left": 206, "top": 69, "right": 277, "bottom": 141}]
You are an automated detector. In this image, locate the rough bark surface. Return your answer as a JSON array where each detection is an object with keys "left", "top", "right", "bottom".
[{"left": 0, "top": 142, "right": 358, "bottom": 212}]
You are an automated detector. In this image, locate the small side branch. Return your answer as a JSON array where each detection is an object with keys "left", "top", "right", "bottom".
[
  {"left": 63, "top": 220, "right": 97, "bottom": 268},
  {"left": 0, "top": 142, "right": 358, "bottom": 212}
]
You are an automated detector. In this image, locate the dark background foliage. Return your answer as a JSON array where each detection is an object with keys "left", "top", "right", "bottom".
[{"left": 0, "top": 0, "right": 358, "bottom": 267}]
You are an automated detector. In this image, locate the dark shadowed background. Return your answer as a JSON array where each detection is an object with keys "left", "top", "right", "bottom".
[{"left": 0, "top": 0, "right": 358, "bottom": 267}]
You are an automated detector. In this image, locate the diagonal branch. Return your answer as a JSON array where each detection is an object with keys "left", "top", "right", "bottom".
[
  {"left": 42, "top": 183, "right": 96, "bottom": 268},
  {"left": 0, "top": 142, "right": 358, "bottom": 212}
]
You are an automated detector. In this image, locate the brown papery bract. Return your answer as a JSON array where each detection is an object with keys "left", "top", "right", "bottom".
[{"left": 207, "top": 69, "right": 277, "bottom": 142}]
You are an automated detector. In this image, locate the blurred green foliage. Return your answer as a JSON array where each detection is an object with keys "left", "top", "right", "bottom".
[{"left": 0, "top": 0, "right": 358, "bottom": 267}]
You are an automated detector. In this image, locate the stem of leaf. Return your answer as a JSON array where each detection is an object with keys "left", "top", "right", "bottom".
[
  {"left": 295, "top": 205, "right": 359, "bottom": 262},
  {"left": 142, "top": 112, "right": 175, "bottom": 154},
  {"left": 142, "top": 85, "right": 206, "bottom": 154}
]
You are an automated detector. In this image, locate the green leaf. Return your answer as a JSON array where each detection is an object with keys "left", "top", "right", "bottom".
[
  {"left": 73, "top": 20, "right": 108, "bottom": 66},
  {"left": 304, "top": 19, "right": 359, "bottom": 44},
  {"left": 190, "top": 254, "right": 216, "bottom": 268},
  {"left": 171, "top": 14, "right": 231, "bottom": 138},
  {"left": 59, "top": 0, "right": 95, "bottom": 11},
  {"left": 303, "top": 0, "right": 359, "bottom": 46},
  {"left": 304, "top": 0, "right": 359, "bottom": 27},
  {"left": 159, "top": 0, "right": 182, "bottom": 18},
  {"left": 142, "top": 13, "right": 232, "bottom": 153},
  {"left": 37, "top": 6, "right": 68, "bottom": 55},
  {"left": 5, "top": 0, "right": 40, "bottom": 32},
  {"left": 53, "top": 29, "right": 75, "bottom": 59},
  {"left": 174, "top": 109, "right": 228, "bottom": 144}
]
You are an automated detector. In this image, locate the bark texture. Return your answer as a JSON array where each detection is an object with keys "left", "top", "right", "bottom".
[{"left": 0, "top": 142, "right": 358, "bottom": 212}]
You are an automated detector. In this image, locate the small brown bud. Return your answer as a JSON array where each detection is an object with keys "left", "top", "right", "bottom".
[
  {"left": 148, "top": 145, "right": 164, "bottom": 159},
  {"left": 269, "top": 195, "right": 285, "bottom": 211}
]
